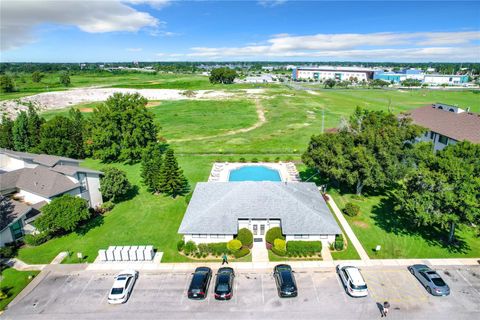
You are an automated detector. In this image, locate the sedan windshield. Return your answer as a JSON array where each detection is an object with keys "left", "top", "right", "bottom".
[
  {"left": 111, "top": 287, "right": 124, "bottom": 295},
  {"left": 351, "top": 283, "right": 367, "bottom": 290},
  {"left": 216, "top": 283, "right": 229, "bottom": 293},
  {"left": 432, "top": 278, "right": 446, "bottom": 287}
]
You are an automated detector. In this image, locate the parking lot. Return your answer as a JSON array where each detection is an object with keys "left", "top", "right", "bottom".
[{"left": 3, "top": 265, "right": 480, "bottom": 319}]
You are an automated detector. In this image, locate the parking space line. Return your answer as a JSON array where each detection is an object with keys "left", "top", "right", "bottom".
[
  {"left": 73, "top": 274, "right": 95, "bottom": 305},
  {"left": 456, "top": 269, "right": 480, "bottom": 297},
  {"left": 261, "top": 274, "right": 265, "bottom": 304},
  {"left": 333, "top": 271, "right": 348, "bottom": 303},
  {"left": 309, "top": 273, "right": 320, "bottom": 303},
  {"left": 180, "top": 274, "right": 191, "bottom": 305},
  {"left": 41, "top": 274, "right": 73, "bottom": 310}
]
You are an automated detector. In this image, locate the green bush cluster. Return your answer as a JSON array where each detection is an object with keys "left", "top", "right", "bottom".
[
  {"left": 183, "top": 241, "right": 197, "bottom": 255},
  {"left": 266, "top": 227, "right": 285, "bottom": 244},
  {"left": 236, "top": 228, "right": 253, "bottom": 247},
  {"left": 334, "top": 234, "right": 344, "bottom": 251},
  {"left": 178, "top": 240, "right": 229, "bottom": 258},
  {"left": 23, "top": 233, "right": 52, "bottom": 246},
  {"left": 177, "top": 239, "right": 185, "bottom": 251},
  {"left": 0, "top": 244, "right": 17, "bottom": 259},
  {"left": 97, "top": 201, "right": 114, "bottom": 214},
  {"left": 286, "top": 241, "right": 322, "bottom": 257},
  {"left": 343, "top": 202, "right": 360, "bottom": 217},
  {"left": 272, "top": 239, "right": 287, "bottom": 256},
  {"left": 239, "top": 157, "right": 246, "bottom": 163},
  {"left": 251, "top": 158, "right": 258, "bottom": 163},
  {"left": 227, "top": 239, "right": 242, "bottom": 253},
  {"left": 233, "top": 247, "right": 250, "bottom": 258}
]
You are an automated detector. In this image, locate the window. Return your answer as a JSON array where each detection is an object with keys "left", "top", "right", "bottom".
[
  {"left": 294, "top": 234, "right": 309, "bottom": 239},
  {"left": 260, "top": 224, "right": 265, "bottom": 235},
  {"left": 430, "top": 132, "right": 435, "bottom": 140},
  {"left": 253, "top": 225, "right": 258, "bottom": 235},
  {"left": 78, "top": 173, "right": 88, "bottom": 192},
  {"left": 192, "top": 234, "right": 207, "bottom": 238},
  {"left": 438, "top": 135, "right": 448, "bottom": 145}
]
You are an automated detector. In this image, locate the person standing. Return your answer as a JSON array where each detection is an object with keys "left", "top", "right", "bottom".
[
  {"left": 222, "top": 253, "right": 229, "bottom": 265},
  {"left": 382, "top": 301, "right": 390, "bottom": 317}
]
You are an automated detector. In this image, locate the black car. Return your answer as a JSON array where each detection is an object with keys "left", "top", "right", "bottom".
[
  {"left": 273, "top": 264, "right": 297, "bottom": 298},
  {"left": 187, "top": 267, "right": 212, "bottom": 299},
  {"left": 214, "top": 267, "right": 235, "bottom": 300}
]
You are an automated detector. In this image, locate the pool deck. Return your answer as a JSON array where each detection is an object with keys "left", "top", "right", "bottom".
[{"left": 208, "top": 162, "right": 301, "bottom": 182}]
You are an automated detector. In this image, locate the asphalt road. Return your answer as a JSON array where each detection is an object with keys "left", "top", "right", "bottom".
[{"left": 2, "top": 265, "right": 480, "bottom": 320}]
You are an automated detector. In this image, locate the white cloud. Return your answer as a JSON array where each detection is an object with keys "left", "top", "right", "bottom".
[
  {"left": 182, "top": 31, "right": 480, "bottom": 61},
  {"left": 1, "top": 0, "right": 171, "bottom": 51},
  {"left": 258, "top": 0, "right": 287, "bottom": 7}
]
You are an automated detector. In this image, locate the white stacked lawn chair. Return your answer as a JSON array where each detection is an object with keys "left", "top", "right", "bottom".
[
  {"left": 98, "top": 249, "right": 107, "bottom": 261},
  {"left": 121, "top": 246, "right": 131, "bottom": 261},
  {"left": 106, "top": 246, "right": 116, "bottom": 261},
  {"left": 137, "top": 246, "right": 146, "bottom": 261},
  {"left": 113, "top": 247, "right": 122, "bottom": 261},
  {"left": 144, "top": 245, "right": 154, "bottom": 260},
  {"left": 129, "top": 246, "right": 138, "bottom": 261}
]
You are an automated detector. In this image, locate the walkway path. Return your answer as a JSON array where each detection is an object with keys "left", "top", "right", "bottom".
[
  {"left": 326, "top": 193, "right": 371, "bottom": 262},
  {"left": 251, "top": 241, "right": 269, "bottom": 263}
]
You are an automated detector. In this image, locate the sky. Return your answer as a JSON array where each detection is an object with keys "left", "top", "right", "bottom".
[{"left": 1, "top": 0, "right": 479, "bottom": 62}]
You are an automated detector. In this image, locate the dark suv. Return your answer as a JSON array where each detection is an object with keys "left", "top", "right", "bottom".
[
  {"left": 187, "top": 267, "right": 212, "bottom": 299},
  {"left": 214, "top": 267, "right": 235, "bottom": 300},
  {"left": 273, "top": 264, "right": 297, "bottom": 298}
]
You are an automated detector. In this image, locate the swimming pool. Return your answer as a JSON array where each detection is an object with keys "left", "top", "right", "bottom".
[{"left": 228, "top": 165, "right": 282, "bottom": 181}]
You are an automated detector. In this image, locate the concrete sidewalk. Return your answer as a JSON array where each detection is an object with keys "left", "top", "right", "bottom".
[{"left": 326, "top": 193, "right": 371, "bottom": 262}]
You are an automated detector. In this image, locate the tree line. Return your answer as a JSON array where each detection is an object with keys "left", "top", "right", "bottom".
[{"left": 303, "top": 107, "right": 480, "bottom": 244}]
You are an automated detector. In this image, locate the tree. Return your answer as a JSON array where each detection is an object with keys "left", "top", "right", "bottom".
[
  {"left": 26, "top": 104, "right": 44, "bottom": 147},
  {"left": 324, "top": 78, "right": 336, "bottom": 89},
  {"left": 0, "top": 195, "right": 14, "bottom": 231},
  {"left": 370, "top": 79, "right": 390, "bottom": 87},
  {"left": 59, "top": 71, "right": 71, "bottom": 86},
  {"left": 141, "top": 143, "right": 167, "bottom": 193},
  {"left": 87, "top": 93, "right": 158, "bottom": 162},
  {"left": 69, "top": 108, "right": 85, "bottom": 158},
  {"left": 99, "top": 167, "right": 132, "bottom": 202},
  {"left": 303, "top": 107, "right": 423, "bottom": 195},
  {"left": 32, "top": 71, "right": 44, "bottom": 83},
  {"left": 0, "top": 74, "right": 14, "bottom": 92},
  {"left": 35, "top": 195, "right": 90, "bottom": 235},
  {"left": 393, "top": 142, "right": 480, "bottom": 243},
  {"left": 0, "top": 115, "right": 14, "bottom": 149},
  {"left": 158, "top": 149, "right": 189, "bottom": 197},
  {"left": 401, "top": 79, "right": 422, "bottom": 87},
  {"left": 209, "top": 67, "right": 238, "bottom": 84},
  {"left": 38, "top": 113, "right": 84, "bottom": 158},
  {"left": 12, "top": 111, "right": 30, "bottom": 151}
]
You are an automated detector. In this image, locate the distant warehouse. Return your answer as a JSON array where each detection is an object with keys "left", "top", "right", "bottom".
[{"left": 292, "top": 66, "right": 375, "bottom": 82}]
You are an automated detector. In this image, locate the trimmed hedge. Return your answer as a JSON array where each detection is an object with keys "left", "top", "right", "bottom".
[
  {"left": 266, "top": 227, "right": 285, "bottom": 244},
  {"left": 286, "top": 241, "right": 322, "bottom": 256},
  {"left": 334, "top": 234, "right": 344, "bottom": 251},
  {"left": 24, "top": 233, "right": 51, "bottom": 246},
  {"left": 233, "top": 247, "right": 250, "bottom": 259},
  {"left": 272, "top": 239, "right": 286, "bottom": 256},
  {"left": 227, "top": 239, "right": 242, "bottom": 253},
  {"left": 343, "top": 202, "right": 360, "bottom": 217},
  {"left": 236, "top": 228, "right": 253, "bottom": 247},
  {"left": 184, "top": 241, "right": 197, "bottom": 255}
]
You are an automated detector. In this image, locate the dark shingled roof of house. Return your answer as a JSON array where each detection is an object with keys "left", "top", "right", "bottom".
[
  {"left": 0, "top": 199, "right": 32, "bottom": 232},
  {"left": 0, "top": 149, "right": 81, "bottom": 167},
  {"left": 406, "top": 106, "right": 480, "bottom": 143},
  {"left": 178, "top": 182, "right": 341, "bottom": 235}
]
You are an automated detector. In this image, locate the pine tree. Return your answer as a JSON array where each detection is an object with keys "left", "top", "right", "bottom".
[
  {"left": 0, "top": 115, "right": 14, "bottom": 149},
  {"left": 12, "top": 111, "right": 30, "bottom": 151},
  {"left": 26, "top": 104, "right": 44, "bottom": 147},
  {"left": 158, "top": 149, "right": 189, "bottom": 197},
  {"left": 141, "top": 143, "right": 166, "bottom": 193}
]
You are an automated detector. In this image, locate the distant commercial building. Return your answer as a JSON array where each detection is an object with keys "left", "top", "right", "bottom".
[
  {"left": 373, "top": 69, "right": 469, "bottom": 85},
  {"left": 406, "top": 103, "right": 480, "bottom": 151},
  {"left": 292, "top": 66, "right": 374, "bottom": 82}
]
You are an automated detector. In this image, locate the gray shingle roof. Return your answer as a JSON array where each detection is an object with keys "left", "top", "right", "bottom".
[
  {"left": 32, "top": 154, "right": 81, "bottom": 167},
  {"left": 0, "top": 169, "right": 23, "bottom": 192},
  {"left": 51, "top": 165, "right": 102, "bottom": 176},
  {"left": 178, "top": 182, "right": 341, "bottom": 235},
  {"left": 0, "top": 199, "right": 32, "bottom": 232},
  {"left": 14, "top": 166, "right": 80, "bottom": 198}
]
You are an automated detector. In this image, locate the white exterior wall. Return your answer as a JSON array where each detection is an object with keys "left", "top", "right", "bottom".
[
  {"left": 86, "top": 174, "right": 103, "bottom": 208},
  {"left": 0, "top": 228, "right": 14, "bottom": 247},
  {"left": 17, "top": 190, "right": 50, "bottom": 205},
  {"left": 184, "top": 234, "right": 234, "bottom": 244},
  {"left": 285, "top": 234, "right": 336, "bottom": 244},
  {"left": 297, "top": 70, "right": 369, "bottom": 82},
  {"left": 424, "top": 75, "right": 463, "bottom": 85},
  {"left": 0, "top": 154, "right": 33, "bottom": 171},
  {"left": 418, "top": 131, "right": 458, "bottom": 152}
]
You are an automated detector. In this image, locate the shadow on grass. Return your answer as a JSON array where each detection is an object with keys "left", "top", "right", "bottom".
[
  {"left": 371, "top": 193, "right": 470, "bottom": 254},
  {"left": 75, "top": 215, "right": 105, "bottom": 236},
  {"left": 119, "top": 185, "right": 139, "bottom": 202}
]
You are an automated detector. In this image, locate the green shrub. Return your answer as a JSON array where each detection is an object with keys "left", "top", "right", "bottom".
[
  {"left": 198, "top": 243, "right": 208, "bottom": 255},
  {"left": 265, "top": 227, "right": 285, "bottom": 244},
  {"left": 286, "top": 241, "right": 322, "bottom": 256},
  {"left": 334, "top": 234, "right": 344, "bottom": 251},
  {"left": 274, "top": 157, "right": 281, "bottom": 162},
  {"left": 251, "top": 157, "right": 258, "bottom": 163},
  {"left": 272, "top": 238, "right": 287, "bottom": 256},
  {"left": 263, "top": 157, "right": 270, "bottom": 162},
  {"left": 233, "top": 247, "right": 250, "bottom": 258},
  {"left": 0, "top": 245, "right": 17, "bottom": 259},
  {"left": 97, "top": 201, "right": 114, "bottom": 213},
  {"left": 343, "top": 202, "right": 360, "bottom": 217},
  {"left": 227, "top": 239, "right": 242, "bottom": 253},
  {"left": 23, "top": 233, "right": 51, "bottom": 246},
  {"left": 184, "top": 241, "right": 197, "bottom": 255},
  {"left": 239, "top": 157, "right": 246, "bottom": 163},
  {"left": 236, "top": 228, "right": 253, "bottom": 247},
  {"left": 177, "top": 239, "right": 185, "bottom": 252},
  {"left": 207, "top": 242, "right": 228, "bottom": 256}
]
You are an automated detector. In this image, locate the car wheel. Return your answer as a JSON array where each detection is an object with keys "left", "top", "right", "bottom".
[{"left": 427, "top": 287, "right": 432, "bottom": 294}]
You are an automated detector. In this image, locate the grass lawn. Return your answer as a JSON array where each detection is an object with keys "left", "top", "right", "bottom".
[
  {"left": 328, "top": 203, "right": 361, "bottom": 260},
  {"left": 329, "top": 189, "right": 480, "bottom": 259},
  {"left": 0, "top": 267, "right": 39, "bottom": 311}
]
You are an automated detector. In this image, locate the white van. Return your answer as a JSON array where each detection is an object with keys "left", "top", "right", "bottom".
[{"left": 336, "top": 264, "right": 368, "bottom": 297}]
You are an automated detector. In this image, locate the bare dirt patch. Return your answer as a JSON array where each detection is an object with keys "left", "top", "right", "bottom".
[
  {"left": 78, "top": 107, "right": 94, "bottom": 112},
  {"left": 352, "top": 221, "right": 369, "bottom": 229}
]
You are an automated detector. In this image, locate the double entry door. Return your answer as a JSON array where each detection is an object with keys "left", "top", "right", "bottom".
[{"left": 252, "top": 221, "right": 266, "bottom": 242}]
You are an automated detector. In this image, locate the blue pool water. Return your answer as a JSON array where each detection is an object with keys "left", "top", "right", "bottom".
[{"left": 228, "top": 166, "right": 281, "bottom": 181}]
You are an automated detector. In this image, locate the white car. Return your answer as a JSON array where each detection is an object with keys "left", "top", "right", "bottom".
[
  {"left": 107, "top": 270, "right": 138, "bottom": 304},
  {"left": 336, "top": 264, "right": 368, "bottom": 297}
]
